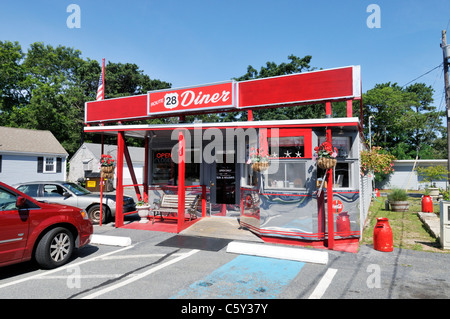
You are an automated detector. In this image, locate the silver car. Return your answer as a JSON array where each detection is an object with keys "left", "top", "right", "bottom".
[{"left": 15, "top": 181, "right": 136, "bottom": 224}]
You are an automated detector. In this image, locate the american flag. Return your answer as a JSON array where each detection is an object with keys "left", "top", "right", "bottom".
[{"left": 96, "top": 59, "right": 105, "bottom": 101}]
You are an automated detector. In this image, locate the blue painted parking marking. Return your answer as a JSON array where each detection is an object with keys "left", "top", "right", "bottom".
[{"left": 172, "top": 255, "right": 305, "bottom": 299}]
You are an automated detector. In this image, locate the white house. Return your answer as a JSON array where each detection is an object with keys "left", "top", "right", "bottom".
[
  {"left": 380, "top": 159, "right": 448, "bottom": 190},
  {"left": 0, "top": 126, "right": 68, "bottom": 186},
  {"left": 68, "top": 143, "right": 145, "bottom": 187}
]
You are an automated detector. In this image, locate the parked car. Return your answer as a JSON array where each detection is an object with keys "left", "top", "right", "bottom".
[
  {"left": 0, "top": 181, "right": 93, "bottom": 269},
  {"left": 15, "top": 181, "right": 136, "bottom": 224}
]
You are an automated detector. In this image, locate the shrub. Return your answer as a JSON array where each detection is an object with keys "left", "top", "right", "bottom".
[{"left": 388, "top": 188, "right": 408, "bottom": 202}]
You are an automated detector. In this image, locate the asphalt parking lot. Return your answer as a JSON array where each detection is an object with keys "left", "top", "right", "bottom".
[{"left": 1, "top": 218, "right": 450, "bottom": 307}]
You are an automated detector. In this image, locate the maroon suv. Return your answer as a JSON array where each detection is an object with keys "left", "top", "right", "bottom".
[{"left": 0, "top": 181, "right": 93, "bottom": 269}]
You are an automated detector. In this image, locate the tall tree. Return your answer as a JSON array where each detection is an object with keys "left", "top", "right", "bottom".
[
  {"left": 0, "top": 41, "right": 171, "bottom": 155},
  {"left": 363, "top": 82, "right": 445, "bottom": 159},
  {"left": 0, "top": 41, "right": 26, "bottom": 120}
]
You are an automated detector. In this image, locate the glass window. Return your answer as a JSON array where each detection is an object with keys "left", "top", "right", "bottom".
[
  {"left": 43, "top": 184, "right": 65, "bottom": 197},
  {"left": 17, "top": 184, "right": 39, "bottom": 197},
  {"left": 152, "top": 150, "right": 175, "bottom": 185},
  {"left": 63, "top": 183, "right": 90, "bottom": 195},
  {"left": 185, "top": 149, "right": 201, "bottom": 185},
  {"left": 265, "top": 160, "right": 307, "bottom": 189},
  {"left": 317, "top": 162, "right": 350, "bottom": 188},
  {"left": 45, "top": 157, "right": 55, "bottom": 173},
  {"left": 151, "top": 149, "right": 200, "bottom": 186},
  {"left": 269, "top": 136, "right": 305, "bottom": 158},
  {"left": 318, "top": 136, "right": 351, "bottom": 158},
  {"left": 0, "top": 188, "right": 18, "bottom": 211}
]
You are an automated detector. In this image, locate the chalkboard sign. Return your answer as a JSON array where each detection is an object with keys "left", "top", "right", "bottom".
[{"left": 216, "top": 162, "right": 235, "bottom": 204}]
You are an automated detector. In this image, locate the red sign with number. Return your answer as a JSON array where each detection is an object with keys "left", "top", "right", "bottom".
[
  {"left": 148, "top": 81, "right": 236, "bottom": 115},
  {"left": 84, "top": 66, "right": 360, "bottom": 123},
  {"left": 332, "top": 200, "right": 343, "bottom": 214}
]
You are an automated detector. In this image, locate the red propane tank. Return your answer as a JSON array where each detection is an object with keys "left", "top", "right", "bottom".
[
  {"left": 373, "top": 217, "right": 393, "bottom": 252},
  {"left": 336, "top": 211, "right": 351, "bottom": 237},
  {"left": 421, "top": 195, "right": 433, "bottom": 213}
]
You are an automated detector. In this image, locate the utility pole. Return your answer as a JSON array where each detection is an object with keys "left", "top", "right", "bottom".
[{"left": 442, "top": 30, "right": 450, "bottom": 177}]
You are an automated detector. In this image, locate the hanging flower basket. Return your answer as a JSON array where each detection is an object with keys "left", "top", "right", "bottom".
[
  {"left": 100, "top": 154, "right": 116, "bottom": 179},
  {"left": 314, "top": 140, "right": 337, "bottom": 170},
  {"left": 248, "top": 147, "right": 270, "bottom": 172},
  {"left": 101, "top": 166, "right": 115, "bottom": 179},
  {"left": 252, "top": 162, "right": 269, "bottom": 172},
  {"left": 101, "top": 165, "right": 114, "bottom": 173},
  {"left": 317, "top": 157, "right": 337, "bottom": 170}
]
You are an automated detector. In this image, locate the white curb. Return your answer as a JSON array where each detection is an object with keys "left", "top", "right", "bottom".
[
  {"left": 90, "top": 234, "right": 132, "bottom": 247},
  {"left": 226, "top": 241, "right": 328, "bottom": 264}
]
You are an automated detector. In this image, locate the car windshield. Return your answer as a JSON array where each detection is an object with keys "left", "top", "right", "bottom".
[{"left": 62, "top": 183, "right": 91, "bottom": 196}]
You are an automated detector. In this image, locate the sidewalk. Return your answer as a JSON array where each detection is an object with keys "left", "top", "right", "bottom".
[{"left": 418, "top": 212, "right": 440, "bottom": 239}]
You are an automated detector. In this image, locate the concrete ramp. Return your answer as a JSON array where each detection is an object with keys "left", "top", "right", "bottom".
[
  {"left": 227, "top": 241, "right": 328, "bottom": 264},
  {"left": 180, "top": 216, "right": 263, "bottom": 243}
]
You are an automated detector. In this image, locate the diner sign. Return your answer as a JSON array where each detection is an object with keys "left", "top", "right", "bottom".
[
  {"left": 84, "top": 66, "right": 360, "bottom": 124},
  {"left": 148, "top": 81, "right": 236, "bottom": 115}
]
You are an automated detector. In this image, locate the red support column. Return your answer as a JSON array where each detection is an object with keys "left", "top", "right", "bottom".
[
  {"left": 346, "top": 99, "right": 353, "bottom": 117},
  {"left": 360, "top": 98, "right": 364, "bottom": 129},
  {"left": 177, "top": 130, "right": 186, "bottom": 233},
  {"left": 247, "top": 109, "right": 253, "bottom": 121},
  {"left": 317, "top": 190, "right": 325, "bottom": 240},
  {"left": 325, "top": 101, "right": 332, "bottom": 117},
  {"left": 143, "top": 135, "right": 149, "bottom": 203},
  {"left": 327, "top": 168, "right": 334, "bottom": 249},
  {"left": 201, "top": 185, "right": 206, "bottom": 218},
  {"left": 326, "top": 128, "right": 334, "bottom": 249},
  {"left": 115, "top": 131, "right": 125, "bottom": 228}
]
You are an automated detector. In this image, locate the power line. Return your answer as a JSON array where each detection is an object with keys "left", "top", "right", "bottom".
[{"left": 401, "top": 63, "right": 443, "bottom": 88}]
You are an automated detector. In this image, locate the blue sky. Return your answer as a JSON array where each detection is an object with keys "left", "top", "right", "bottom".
[{"left": 1, "top": 0, "right": 449, "bottom": 106}]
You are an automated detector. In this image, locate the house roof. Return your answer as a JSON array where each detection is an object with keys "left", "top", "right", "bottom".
[{"left": 0, "top": 126, "right": 68, "bottom": 156}]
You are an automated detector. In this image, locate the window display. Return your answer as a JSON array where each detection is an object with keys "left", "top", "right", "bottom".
[{"left": 265, "top": 160, "right": 307, "bottom": 189}]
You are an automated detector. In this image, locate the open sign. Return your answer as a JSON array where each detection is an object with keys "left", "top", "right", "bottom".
[{"left": 332, "top": 200, "right": 343, "bottom": 214}]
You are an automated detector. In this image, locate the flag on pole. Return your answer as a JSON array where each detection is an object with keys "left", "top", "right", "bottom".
[{"left": 96, "top": 58, "right": 105, "bottom": 101}]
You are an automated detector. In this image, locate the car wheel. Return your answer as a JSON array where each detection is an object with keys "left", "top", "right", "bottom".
[
  {"left": 87, "top": 204, "right": 107, "bottom": 224},
  {"left": 35, "top": 227, "right": 74, "bottom": 269}
]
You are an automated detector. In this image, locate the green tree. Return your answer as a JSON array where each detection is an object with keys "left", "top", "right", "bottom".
[
  {"left": 0, "top": 41, "right": 26, "bottom": 122},
  {"left": 363, "top": 82, "right": 445, "bottom": 159},
  {"left": 0, "top": 41, "right": 171, "bottom": 155}
]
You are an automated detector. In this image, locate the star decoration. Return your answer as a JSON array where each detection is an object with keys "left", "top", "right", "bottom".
[
  {"left": 295, "top": 151, "right": 302, "bottom": 157},
  {"left": 271, "top": 152, "right": 278, "bottom": 158},
  {"left": 284, "top": 150, "right": 291, "bottom": 157}
]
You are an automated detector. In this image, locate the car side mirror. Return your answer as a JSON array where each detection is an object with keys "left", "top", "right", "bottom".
[
  {"left": 16, "top": 196, "right": 27, "bottom": 209},
  {"left": 63, "top": 192, "right": 72, "bottom": 198}
]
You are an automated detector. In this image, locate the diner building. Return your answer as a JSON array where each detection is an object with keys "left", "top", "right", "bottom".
[{"left": 84, "top": 66, "right": 372, "bottom": 252}]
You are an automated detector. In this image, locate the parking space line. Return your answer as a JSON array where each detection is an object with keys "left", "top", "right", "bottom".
[
  {"left": 308, "top": 268, "right": 338, "bottom": 299},
  {"left": 81, "top": 249, "right": 200, "bottom": 299},
  {"left": 0, "top": 245, "right": 134, "bottom": 290},
  {"left": 98, "top": 253, "right": 185, "bottom": 260}
]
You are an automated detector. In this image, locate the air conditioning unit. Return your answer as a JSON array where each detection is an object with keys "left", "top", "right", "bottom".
[{"left": 440, "top": 201, "right": 450, "bottom": 249}]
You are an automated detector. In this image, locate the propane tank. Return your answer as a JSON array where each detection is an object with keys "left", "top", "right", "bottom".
[
  {"left": 336, "top": 211, "right": 351, "bottom": 237},
  {"left": 421, "top": 195, "right": 433, "bottom": 213},
  {"left": 373, "top": 217, "right": 393, "bottom": 252}
]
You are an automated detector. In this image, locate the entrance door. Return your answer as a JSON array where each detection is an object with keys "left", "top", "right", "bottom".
[{"left": 209, "top": 150, "right": 237, "bottom": 211}]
